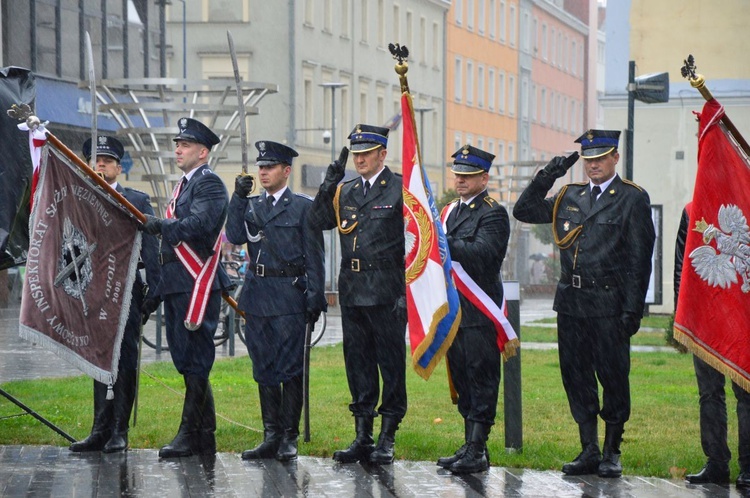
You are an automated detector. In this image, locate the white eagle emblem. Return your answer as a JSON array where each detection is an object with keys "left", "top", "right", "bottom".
[{"left": 689, "top": 204, "right": 750, "bottom": 293}]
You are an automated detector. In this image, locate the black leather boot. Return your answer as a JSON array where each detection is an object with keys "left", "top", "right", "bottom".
[
  {"left": 686, "top": 461, "right": 730, "bottom": 484},
  {"left": 159, "top": 376, "right": 201, "bottom": 459},
  {"left": 449, "top": 423, "right": 490, "bottom": 474},
  {"left": 598, "top": 423, "right": 624, "bottom": 478},
  {"left": 369, "top": 416, "right": 399, "bottom": 464},
  {"left": 276, "top": 376, "right": 303, "bottom": 462},
  {"left": 562, "top": 420, "right": 601, "bottom": 475},
  {"left": 333, "top": 416, "right": 375, "bottom": 463},
  {"left": 194, "top": 377, "right": 216, "bottom": 455},
  {"left": 70, "top": 381, "right": 113, "bottom": 452},
  {"left": 242, "top": 384, "right": 283, "bottom": 460},
  {"left": 102, "top": 369, "right": 137, "bottom": 453},
  {"left": 437, "top": 419, "right": 471, "bottom": 469}
]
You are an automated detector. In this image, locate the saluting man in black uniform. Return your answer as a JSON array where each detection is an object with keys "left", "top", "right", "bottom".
[
  {"left": 436, "top": 145, "right": 510, "bottom": 474},
  {"left": 225, "top": 141, "right": 326, "bottom": 462},
  {"left": 141, "top": 117, "right": 230, "bottom": 458},
  {"left": 309, "top": 124, "right": 407, "bottom": 465},
  {"left": 513, "top": 130, "right": 655, "bottom": 478},
  {"left": 70, "top": 136, "right": 160, "bottom": 453}
]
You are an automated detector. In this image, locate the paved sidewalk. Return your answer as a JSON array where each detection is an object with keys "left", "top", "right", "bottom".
[{"left": 1, "top": 445, "right": 746, "bottom": 498}]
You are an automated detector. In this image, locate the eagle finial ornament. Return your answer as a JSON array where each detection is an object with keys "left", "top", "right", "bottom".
[{"left": 689, "top": 204, "right": 750, "bottom": 293}]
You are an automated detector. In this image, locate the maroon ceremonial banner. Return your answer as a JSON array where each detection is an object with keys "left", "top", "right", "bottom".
[
  {"left": 674, "top": 98, "right": 750, "bottom": 392},
  {"left": 19, "top": 143, "right": 141, "bottom": 386}
]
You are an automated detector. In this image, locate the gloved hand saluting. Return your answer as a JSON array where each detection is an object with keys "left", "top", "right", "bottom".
[
  {"left": 140, "top": 214, "right": 163, "bottom": 236},
  {"left": 234, "top": 173, "right": 255, "bottom": 198},
  {"left": 322, "top": 147, "right": 349, "bottom": 194},
  {"left": 542, "top": 152, "right": 579, "bottom": 179}
]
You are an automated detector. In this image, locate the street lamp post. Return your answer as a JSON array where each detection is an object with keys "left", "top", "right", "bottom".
[{"left": 319, "top": 82, "right": 347, "bottom": 294}]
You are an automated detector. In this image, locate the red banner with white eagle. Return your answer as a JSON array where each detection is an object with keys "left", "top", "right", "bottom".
[
  {"left": 674, "top": 98, "right": 750, "bottom": 392},
  {"left": 19, "top": 143, "right": 141, "bottom": 386}
]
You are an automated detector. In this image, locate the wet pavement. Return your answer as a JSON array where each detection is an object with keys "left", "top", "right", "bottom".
[
  {"left": 1, "top": 444, "right": 746, "bottom": 497},
  {"left": 4, "top": 298, "right": 741, "bottom": 497}
]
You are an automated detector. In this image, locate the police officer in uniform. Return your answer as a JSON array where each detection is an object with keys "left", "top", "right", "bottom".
[
  {"left": 309, "top": 124, "right": 407, "bottom": 464},
  {"left": 513, "top": 130, "right": 655, "bottom": 478},
  {"left": 70, "top": 136, "right": 160, "bottom": 453},
  {"left": 226, "top": 141, "right": 326, "bottom": 462},
  {"left": 141, "top": 117, "right": 230, "bottom": 458},
  {"left": 436, "top": 145, "right": 510, "bottom": 474}
]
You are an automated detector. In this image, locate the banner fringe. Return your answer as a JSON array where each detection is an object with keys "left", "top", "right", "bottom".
[{"left": 674, "top": 325, "right": 750, "bottom": 393}]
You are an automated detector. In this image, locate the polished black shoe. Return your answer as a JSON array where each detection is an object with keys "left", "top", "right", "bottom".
[
  {"left": 685, "top": 462, "right": 730, "bottom": 485},
  {"left": 448, "top": 443, "right": 489, "bottom": 474},
  {"left": 275, "top": 435, "right": 298, "bottom": 462},
  {"left": 562, "top": 445, "right": 601, "bottom": 476},
  {"left": 437, "top": 443, "right": 469, "bottom": 469},
  {"left": 737, "top": 471, "right": 750, "bottom": 488},
  {"left": 597, "top": 451, "right": 622, "bottom": 478},
  {"left": 242, "top": 437, "right": 281, "bottom": 460}
]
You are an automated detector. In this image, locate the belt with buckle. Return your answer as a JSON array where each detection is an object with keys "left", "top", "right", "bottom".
[
  {"left": 159, "top": 252, "right": 179, "bottom": 265},
  {"left": 342, "top": 257, "right": 402, "bottom": 272},
  {"left": 562, "top": 272, "right": 617, "bottom": 289},
  {"left": 249, "top": 263, "right": 305, "bottom": 278}
]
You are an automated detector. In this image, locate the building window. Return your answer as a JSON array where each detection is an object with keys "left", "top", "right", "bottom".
[
  {"left": 341, "top": 0, "right": 351, "bottom": 38},
  {"left": 361, "top": 0, "right": 369, "bottom": 42},
  {"left": 508, "top": 74, "right": 515, "bottom": 116},
  {"left": 509, "top": 4, "right": 516, "bottom": 47},
  {"left": 489, "top": 0, "right": 496, "bottom": 39},
  {"left": 455, "top": 0, "right": 463, "bottom": 25},
  {"left": 304, "top": 0, "right": 314, "bottom": 25},
  {"left": 549, "top": 90, "right": 555, "bottom": 127},
  {"left": 419, "top": 17, "right": 426, "bottom": 63},
  {"left": 478, "top": 65, "right": 485, "bottom": 108},
  {"left": 499, "top": 1, "right": 506, "bottom": 42},
  {"left": 571, "top": 40, "right": 577, "bottom": 75},
  {"left": 406, "top": 11, "right": 413, "bottom": 52},
  {"left": 393, "top": 4, "right": 400, "bottom": 44},
  {"left": 541, "top": 24, "right": 547, "bottom": 60},
  {"left": 521, "top": 11, "right": 529, "bottom": 52},
  {"left": 360, "top": 89, "right": 368, "bottom": 123},
  {"left": 454, "top": 57, "right": 463, "bottom": 102},
  {"left": 377, "top": 0, "right": 385, "bottom": 46},
  {"left": 550, "top": 28, "right": 555, "bottom": 65},
  {"left": 557, "top": 32, "right": 563, "bottom": 67},
  {"left": 488, "top": 68, "right": 495, "bottom": 110},
  {"left": 540, "top": 87, "right": 546, "bottom": 124},
  {"left": 455, "top": 132, "right": 463, "bottom": 152},
  {"left": 478, "top": 0, "right": 485, "bottom": 35},
  {"left": 467, "top": 0, "right": 474, "bottom": 31},
  {"left": 433, "top": 22, "right": 440, "bottom": 67},
  {"left": 498, "top": 72, "right": 505, "bottom": 114},
  {"left": 508, "top": 142, "right": 515, "bottom": 162},
  {"left": 531, "top": 83, "right": 537, "bottom": 122},
  {"left": 497, "top": 141, "right": 505, "bottom": 163},
  {"left": 466, "top": 60, "right": 474, "bottom": 105},
  {"left": 324, "top": 0, "right": 333, "bottom": 32}
]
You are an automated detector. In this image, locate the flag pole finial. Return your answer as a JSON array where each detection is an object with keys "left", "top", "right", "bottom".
[
  {"left": 681, "top": 54, "right": 713, "bottom": 101},
  {"left": 389, "top": 43, "right": 410, "bottom": 93}
]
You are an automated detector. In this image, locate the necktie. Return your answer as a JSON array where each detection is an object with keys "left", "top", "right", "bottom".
[
  {"left": 590, "top": 185, "right": 601, "bottom": 210},
  {"left": 266, "top": 194, "right": 275, "bottom": 211},
  {"left": 363, "top": 180, "right": 371, "bottom": 197}
]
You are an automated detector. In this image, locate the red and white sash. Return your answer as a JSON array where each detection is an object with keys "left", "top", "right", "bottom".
[
  {"left": 441, "top": 203, "right": 519, "bottom": 357},
  {"left": 166, "top": 179, "right": 222, "bottom": 331}
]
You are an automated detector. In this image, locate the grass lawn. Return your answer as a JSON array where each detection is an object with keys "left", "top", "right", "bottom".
[{"left": 0, "top": 343, "right": 724, "bottom": 480}]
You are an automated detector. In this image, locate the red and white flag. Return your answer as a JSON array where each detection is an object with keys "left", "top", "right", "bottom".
[
  {"left": 674, "top": 98, "right": 750, "bottom": 392},
  {"left": 17, "top": 121, "right": 47, "bottom": 210}
]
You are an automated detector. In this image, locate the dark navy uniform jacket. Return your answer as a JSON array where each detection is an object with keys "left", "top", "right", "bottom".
[
  {"left": 157, "top": 164, "right": 230, "bottom": 296},
  {"left": 118, "top": 185, "right": 160, "bottom": 302},
  {"left": 309, "top": 166, "right": 405, "bottom": 307},
  {"left": 443, "top": 190, "right": 509, "bottom": 328},
  {"left": 513, "top": 173, "right": 655, "bottom": 318},
  {"left": 225, "top": 189, "right": 326, "bottom": 317}
]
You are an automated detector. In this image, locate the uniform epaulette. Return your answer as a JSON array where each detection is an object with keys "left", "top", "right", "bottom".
[
  {"left": 569, "top": 181, "right": 588, "bottom": 186},
  {"left": 483, "top": 196, "right": 498, "bottom": 206},
  {"left": 621, "top": 178, "right": 645, "bottom": 191},
  {"left": 393, "top": 172, "right": 403, "bottom": 178},
  {"left": 295, "top": 192, "right": 314, "bottom": 201},
  {"left": 123, "top": 186, "right": 148, "bottom": 196}
]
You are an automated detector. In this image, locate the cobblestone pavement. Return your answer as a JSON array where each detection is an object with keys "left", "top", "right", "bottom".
[{"left": 1, "top": 445, "right": 746, "bottom": 498}]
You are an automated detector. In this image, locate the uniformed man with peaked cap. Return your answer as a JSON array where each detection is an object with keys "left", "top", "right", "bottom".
[
  {"left": 308, "top": 124, "right": 407, "bottom": 465},
  {"left": 226, "top": 140, "right": 326, "bottom": 462},
  {"left": 141, "top": 117, "right": 230, "bottom": 459},
  {"left": 513, "top": 129, "right": 655, "bottom": 478},
  {"left": 435, "top": 145, "right": 510, "bottom": 474},
  {"left": 69, "top": 135, "right": 160, "bottom": 454}
]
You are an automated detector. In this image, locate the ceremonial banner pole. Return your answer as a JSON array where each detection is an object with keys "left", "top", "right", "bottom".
[
  {"left": 84, "top": 31, "right": 98, "bottom": 172},
  {"left": 302, "top": 321, "right": 313, "bottom": 442},
  {"left": 682, "top": 55, "right": 750, "bottom": 157}
]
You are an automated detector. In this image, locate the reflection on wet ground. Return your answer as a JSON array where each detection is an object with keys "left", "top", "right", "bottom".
[{"left": 1, "top": 445, "right": 745, "bottom": 498}]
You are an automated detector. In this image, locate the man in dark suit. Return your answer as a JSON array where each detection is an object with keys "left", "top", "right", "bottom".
[
  {"left": 436, "top": 145, "right": 510, "bottom": 474},
  {"left": 70, "top": 136, "right": 160, "bottom": 454},
  {"left": 676, "top": 204, "right": 750, "bottom": 487},
  {"left": 141, "top": 117, "right": 229, "bottom": 458},
  {"left": 513, "top": 130, "right": 655, "bottom": 478},
  {"left": 309, "top": 124, "right": 407, "bottom": 465},
  {"left": 226, "top": 141, "right": 326, "bottom": 462}
]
